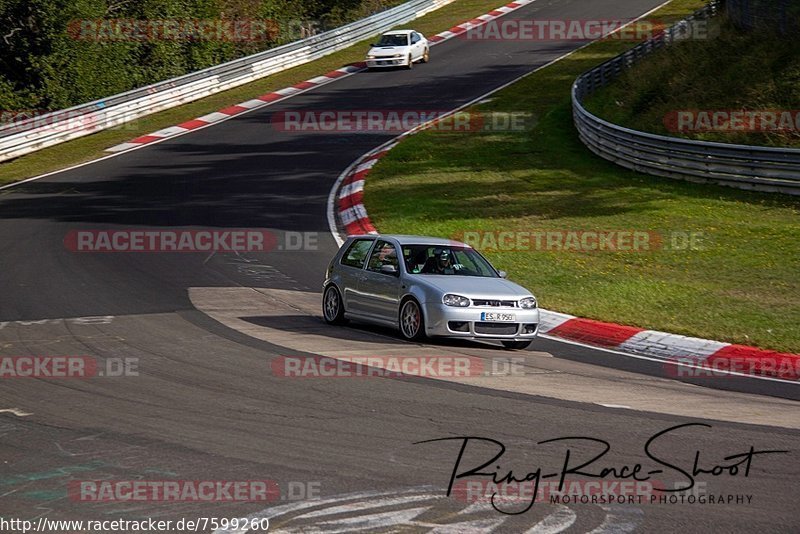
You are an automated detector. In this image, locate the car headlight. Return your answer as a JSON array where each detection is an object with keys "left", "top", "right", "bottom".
[
  {"left": 392, "top": 54, "right": 404, "bottom": 58},
  {"left": 443, "top": 294, "right": 470, "bottom": 307},
  {"left": 519, "top": 297, "right": 537, "bottom": 309},
  {"left": 367, "top": 55, "right": 376, "bottom": 59}
]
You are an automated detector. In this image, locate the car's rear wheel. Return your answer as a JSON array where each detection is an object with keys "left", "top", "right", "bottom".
[
  {"left": 399, "top": 299, "right": 426, "bottom": 340},
  {"left": 406, "top": 54, "right": 413, "bottom": 69},
  {"left": 323, "top": 285, "right": 348, "bottom": 325},
  {"left": 502, "top": 340, "right": 532, "bottom": 350},
  {"left": 422, "top": 48, "right": 430, "bottom": 63}
]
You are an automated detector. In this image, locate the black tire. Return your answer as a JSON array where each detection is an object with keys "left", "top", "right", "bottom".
[
  {"left": 399, "top": 298, "right": 426, "bottom": 341},
  {"left": 502, "top": 340, "right": 533, "bottom": 350},
  {"left": 421, "top": 48, "right": 429, "bottom": 63},
  {"left": 322, "top": 285, "right": 348, "bottom": 325},
  {"left": 406, "top": 54, "right": 413, "bottom": 69}
]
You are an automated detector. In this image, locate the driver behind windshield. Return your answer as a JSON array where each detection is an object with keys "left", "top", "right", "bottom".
[
  {"left": 404, "top": 245, "right": 496, "bottom": 277},
  {"left": 423, "top": 248, "right": 461, "bottom": 275},
  {"left": 376, "top": 34, "right": 409, "bottom": 47}
]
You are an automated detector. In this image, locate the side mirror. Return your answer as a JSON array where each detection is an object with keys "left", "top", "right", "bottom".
[
  {"left": 370, "top": 43, "right": 377, "bottom": 47},
  {"left": 380, "top": 264, "right": 399, "bottom": 276},
  {"left": 498, "top": 270, "right": 508, "bottom": 279}
]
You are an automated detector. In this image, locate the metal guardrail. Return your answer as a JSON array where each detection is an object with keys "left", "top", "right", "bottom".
[
  {"left": 0, "top": 0, "right": 456, "bottom": 163},
  {"left": 571, "top": 1, "right": 800, "bottom": 195}
]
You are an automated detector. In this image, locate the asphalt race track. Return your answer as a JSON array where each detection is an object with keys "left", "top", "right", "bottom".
[{"left": 0, "top": 0, "right": 797, "bottom": 532}]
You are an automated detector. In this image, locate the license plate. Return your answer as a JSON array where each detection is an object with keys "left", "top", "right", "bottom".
[{"left": 481, "top": 312, "right": 516, "bottom": 322}]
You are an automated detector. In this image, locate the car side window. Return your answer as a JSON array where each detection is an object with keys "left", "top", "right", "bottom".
[
  {"left": 366, "top": 240, "right": 399, "bottom": 273},
  {"left": 411, "top": 33, "right": 420, "bottom": 44},
  {"left": 340, "top": 239, "right": 374, "bottom": 269}
]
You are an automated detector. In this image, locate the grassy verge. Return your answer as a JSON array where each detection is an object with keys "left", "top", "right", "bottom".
[
  {"left": 0, "top": 0, "right": 506, "bottom": 186},
  {"left": 364, "top": 0, "right": 800, "bottom": 352},
  {"left": 585, "top": 17, "right": 800, "bottom": 147}
]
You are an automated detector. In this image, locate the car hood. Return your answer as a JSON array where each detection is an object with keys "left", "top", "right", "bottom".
[
  {"left": 412, "top": 275, "right": 533, "bottom": 299},
  {"left": 368, "top": 46, "right": 408, "bottom": 56}
]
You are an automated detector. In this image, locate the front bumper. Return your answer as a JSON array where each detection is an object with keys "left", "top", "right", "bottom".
[
  {"left": 423, "top": 303, "right": 540, "bottom": 340},
  {"left": 366, "top": 57, "right": 408, "bottom": 68}
]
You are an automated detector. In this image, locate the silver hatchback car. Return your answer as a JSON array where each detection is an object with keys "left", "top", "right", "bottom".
[{"left": 322, "top": 235, "right": 540, "bottom": 349}]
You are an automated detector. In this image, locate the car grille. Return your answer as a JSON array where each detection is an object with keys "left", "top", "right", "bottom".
[
  {"left": 472, "top": 299, "right": 517, "bottom": 308},
  {"left": 474, "top": 322, "right": 519, "bottom": 335}
]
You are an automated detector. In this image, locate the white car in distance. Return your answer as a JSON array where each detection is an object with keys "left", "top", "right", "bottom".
[{"left": 366, "top": 30, "right": 429, "bottom": 69}]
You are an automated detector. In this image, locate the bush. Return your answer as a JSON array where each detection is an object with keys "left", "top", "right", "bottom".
[
  {"left": 585, "top": 17, "right": 800, "bottom": 147},
  {"left": 0, "top": 0, "right": 404, "bottom": 112}
]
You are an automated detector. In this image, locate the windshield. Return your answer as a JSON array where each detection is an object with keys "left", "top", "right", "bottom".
[
  {"left": 376, "top": 34, "right": 409, "bottom": 47},
  {"left": 402, "top": 245, "right": 499, "bottom": 277}
]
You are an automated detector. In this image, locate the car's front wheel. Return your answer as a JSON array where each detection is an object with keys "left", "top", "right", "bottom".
[
  {"left": 323, "top": 285, "right": 348, "bottom": 325},
  {"left": 399, "top": 299, "right": 426, "bottom": 340},
  {"left": 501, "top": 340, "right": 532, "bottom": 350},
  {"left": 421, "top": 48, "right": 430, "bottom": 63},
  {"left": 406, "top": 54, "right": 414, "bottom": 69}
]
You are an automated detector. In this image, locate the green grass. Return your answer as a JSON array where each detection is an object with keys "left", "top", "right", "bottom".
[
  {"left": 364, "top": 0, "right": 800, "bottom": 353},
  {"left": 0, "top": 0, "right": 507, "bottom": 186},
  {"left": 585, "top": 16, "right": 800, "bottom": 147}
]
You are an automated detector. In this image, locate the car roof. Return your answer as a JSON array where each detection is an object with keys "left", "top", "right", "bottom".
[
  {"left": 383, "top": 30, "right": 415, "bottom": 35},
  {"left": 349, "top": 234, "right": 470, "bottom": 247}
]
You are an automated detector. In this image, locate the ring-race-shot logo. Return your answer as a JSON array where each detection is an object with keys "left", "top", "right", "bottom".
[{"left": 452, "top": 479, "right": 745, "bottom": 506}]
